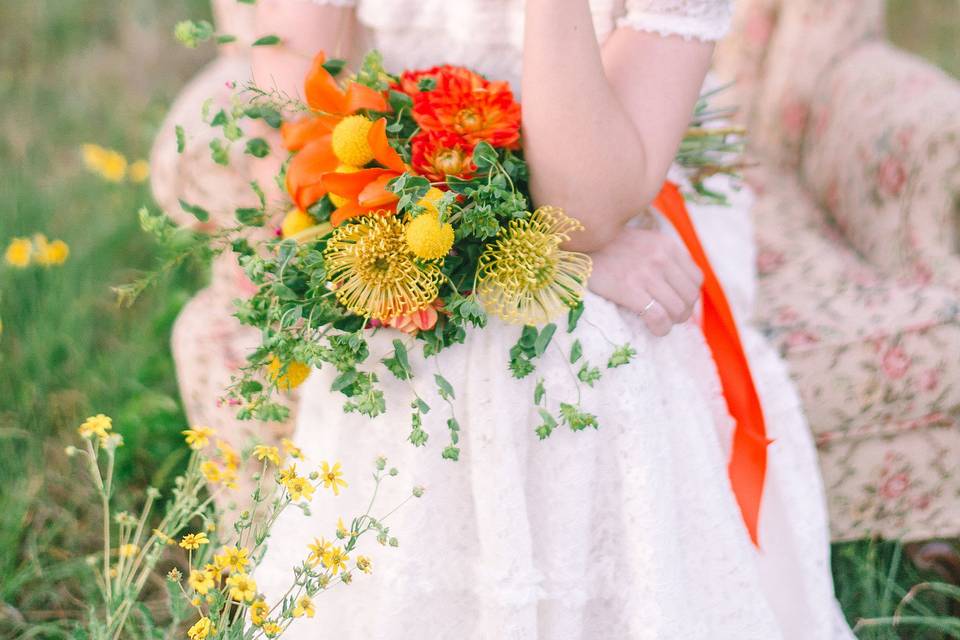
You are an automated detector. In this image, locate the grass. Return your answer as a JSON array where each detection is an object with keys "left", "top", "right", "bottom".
[{"left": 0, "top": 1, "right": 957, "bottom": 638}]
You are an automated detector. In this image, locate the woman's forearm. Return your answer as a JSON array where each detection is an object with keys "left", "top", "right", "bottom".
[{"left": 521, "top": 0, "right": 713, "bottom": 252}]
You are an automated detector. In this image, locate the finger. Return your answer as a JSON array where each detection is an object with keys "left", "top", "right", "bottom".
[
  {"left": 639, "top": 297, "right": 673, "bottom": 337},
  {"left": 663, "top": 260, "right": 701, "bottom": 311},
  {"left": 643, "top": 275, "right": 690, "bottom": 323},
  {"left": 671, "top": 243, "right": 703, "bottom": 287}
]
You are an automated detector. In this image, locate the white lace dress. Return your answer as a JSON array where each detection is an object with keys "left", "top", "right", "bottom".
[{"left": 256, "top": 1, "right": 855, "bottom": 638}]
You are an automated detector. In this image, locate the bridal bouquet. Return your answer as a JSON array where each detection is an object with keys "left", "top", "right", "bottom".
[{"left": 139, "top": 50, "right": 742, "bottom": 460}]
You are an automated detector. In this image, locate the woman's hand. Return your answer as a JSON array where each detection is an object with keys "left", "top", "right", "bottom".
[{"left": 587, "top": 227, "right": 703, "bottom": 336}]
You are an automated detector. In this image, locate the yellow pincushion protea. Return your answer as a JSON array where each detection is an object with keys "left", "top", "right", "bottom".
[
  {"left": 328, "top": 164, "right": 361, "bottom": 208},
  {"left": 323, "top": 214, "right": 441, "bottom": 321},
  {"left": 267, "top": 356, "right": 311, "bottom": 390},
  {"left": 476, "top": 206, "right": 592, "bottom": 325},
  {"left": 331, "top": 115, "right": 375, "bottom": 167}
]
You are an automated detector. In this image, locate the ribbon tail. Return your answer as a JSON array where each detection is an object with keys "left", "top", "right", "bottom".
[{"left": 654, "top": 181, "right": 768, "bottom": 548}]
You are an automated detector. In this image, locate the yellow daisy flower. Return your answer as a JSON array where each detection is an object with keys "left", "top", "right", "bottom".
[
  {"left": 181, "top": 425, "right": 214, "bottom": 450},
  {"left": 187, "top": 616, "right": 215, "bottom": 640},
  {"left": 216, "top": 440, "right": 241, "bottom": 470},
  {"left": 323, "top": 214, "right": 442, "bottom": 321},
  {"left": 262, "top": 622, "right": 282, "bottom": 638},
  {"left": 307, "top": 537, "right": 332, "bottom": 567},
  {"left": 356, "top": 555, "right": 372, "bottom": 574},
  {"left": 129, "top": 159, "right": 150, "bottom": 183},
  {"left": 321, "top": 461, "right": 348, "bottom": 496},
  {"left": 78, "top": 414, "right": 112, "bottom": 439},
  {"left": 215, "top": 546, "right": 250, "bottom": 573},
  {"left": 179, "top": 532, "right": 209, "bottom": 550},
  {"left": 35, "top": 236, "right": 69, "bottom": 266},
  {"left": 476, "top": 206, "right": 593, "bottom": 325},
  {"left": 278, "top": 464, "right": 298, "bottom": 485},
  {"left": 226, "top": 572, "right": 257, "bottom": 602},
  {"left": 188, "top": 569, "right": 215, "bottom": 595},
  {"left": 249, "top": 599, "right": 270, "bottom": 626},
  {"left": 81, "top": 144, "right": 128, "bottom": 182},
  {"left": 293, "top": 594, "right": 315, "bottom": 618},
  {"left": 4, "top": 237, "right": 32, "bottom": 268},
  {"left": 336, "top": 517, "right": 353, "bottom": 540},
  {"left": 118, "top": 543, "right": 139, "bottom": 558},
  {"left": 283, "top": 476, "right": 315, "bottom": 503},
  {"left": 200, "top": 460, "right": 223, "bottom": 485},
  {"left": 253, "top": 444, "right": 281, "bottom": 466},
  {"left": 322, "top": 546, "right": 349, "bottom": 575}
]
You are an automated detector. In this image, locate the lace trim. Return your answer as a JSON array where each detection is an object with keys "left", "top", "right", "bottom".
[
  {"left": 306, "top": 0, "right": 356, "bottom": 6},
  {"left": 617, "top": 11, "right": 731, "bottom": 42}
]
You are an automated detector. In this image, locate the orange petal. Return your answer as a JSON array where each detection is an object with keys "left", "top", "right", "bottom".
[
  {"left": 368, "top": 119, "right": 407, "bottom": 173},
  {"left": 281, "top": 117, "right": 335, "bottom": 152},
  {"left": 295, "top": 183, "right": 330, "bottom": 212},
  {"left": 286, "top": 137, "right": 337, "bottom": 206},
  {"left": 330, "top": 201, "right": 369, "bottom": 227},
  {"left": 322, "top": 168, "right": 392, "bottom": 198},
  {"left": 345, "top": 83, "right": 390, "bottom": 114},
  {"left": 358, "top": 173, "right": 400, "bottom": 207},
  {"left": 304, "top": 52, "right": 348, "bottom": 114}
]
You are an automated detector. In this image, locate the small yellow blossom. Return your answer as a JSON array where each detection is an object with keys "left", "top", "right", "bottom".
[
  {"left": 181, "top": 425, "right": 214, "bottom": 450},
  {"left": 118, "top": 543, "right": 139, "bottom": 558},
  {"left": 336, "top": 517, "right": 354, "bottom": 540},
  {"left": 307, "top": 537, "right": 332, "bottom": 567},
  {"left": 280, "top": 208, "right": 316, "bottom": 239},
  {"left": 226, "top": 572, "right": 257, "bottom": 602},
  {"left": 203, "top": 562, "right": 222, "bottom": 584},
  {"left": 35, "top": 236, "right": 69, "bottom": 266},
  {"left": 278, "top": 464, "right": 298, "bottom": 485},
  {"left": 322, "top": 546, "right": 349, "bottom": 574},
  {"left": 188, "top": 569, "right": 216, "bottom": 595},
  {"left": 253, "top": 444, "right": 281, "bottom": 466},
  {"left": 153, "top": 529, "right": 175, "bottom": 545},
  {"left": 356, "top": 555, "right": 372, "bottom": 574},
  {"left": 215, "top": 545, "right": 250, "bottom": 573},
  {"left": 187, "top": 616, "right": 215, "bottom": 640},
  {"left": 179, "top": 532, "right": 209, "bottom": 550},
  {"left": 220, "top": 465, "right": 238, "bottom": 490},
  {"left": 267, "top": 356, "right": 311, "bottom": 391},
  {"left": 81, "top": 144, "right": 128, "bottom": 182},
  {"left": 78, "top": 414, "right": 112, "bottom": 440},
  {"left": 283, "top": 475, "right": 315, "bottom": 502},
  {"left": 405, "top": 200, "right": 455, "bottom": 260},
  {"left": 249, "top": 599, "right": 270, "bottom": 626},
  {"left": 321, "top": 461, "right": 348, "bottom": 496},
  {"left": 4, "top": 237, "right": 32, "bottom": 268},
  {"left": 262, "top": 622, "right": 282, "bottom": 638},
  {"left": 292, "top": 594, "right": 315, "bottom": 618},
  {"left": 216, "top": 440, "right": 240, "bottom": 470},
  {"left": 331, "top": 115, "right": 375, "bottom": 166},
  {"left": 281, "top": 438, "right": 303, "bottom": 459},
  {"left": 167, "top": 567, "right": 183, "bottom": 581},
  {"left": 129, "top": 159, "right": 150, "bottom": 183},
  {"left": 201, "top": 460, "right": 223, "bottom": 484}
]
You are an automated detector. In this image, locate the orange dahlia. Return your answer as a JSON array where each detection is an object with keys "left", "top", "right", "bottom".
[
  {"left": 281, "top": 52, "right": 391, "bottom": 211},
  {"left": 411, "top": 67, "right": 521, "bottom": 149},
  {"left": 410, "top": 130, "right": 476, "bottom": 183},
  {"left": 393, "top": 65, "right": 483, "bottom": 96}
]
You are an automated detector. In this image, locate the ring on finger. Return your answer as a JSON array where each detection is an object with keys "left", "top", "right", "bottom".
[{"left": 637, "top": 298, "right": 657, "bottom": 317}]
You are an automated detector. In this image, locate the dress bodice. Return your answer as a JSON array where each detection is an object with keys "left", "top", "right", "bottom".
[{"left": 305, "top": 0, "right": 732, "bottom": 89}]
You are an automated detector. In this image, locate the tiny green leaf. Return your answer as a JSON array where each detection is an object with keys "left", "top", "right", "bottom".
[
  {"left": 245, "top": 137, "right": 271, "bottom": 158},
  {"left": 434, "top": 374, "right": 455, "bottom": 401},
  {"left": 322, "top": 58, "right": 347, "bottom": 76},
  {"left": 569, "top": 339, "right": 583, "bottom": 364},
  {"left": 252, "top": 35, "right": 281, "bottom": 47},
  {"left": 533, "top": 323, "right": 557, "bottom": 356},
  {"left": 178, "top": 199, "right": 209, "bottom": 222},
  {"left": 175, "top": 125, "right": 186, "bottom": 153}
]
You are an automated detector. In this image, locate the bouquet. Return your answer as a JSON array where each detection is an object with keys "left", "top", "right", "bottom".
[{"left": 143, "top": 50, "right": 743, "bottom": 461}]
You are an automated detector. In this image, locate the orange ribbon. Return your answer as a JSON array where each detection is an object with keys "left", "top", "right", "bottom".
[{"left": 654, "top": 181, "right": 769, "bottom": 547}]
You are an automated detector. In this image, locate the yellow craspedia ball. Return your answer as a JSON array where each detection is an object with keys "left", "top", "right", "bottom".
[
  {"left": 405, "top": 213, "right": 455, "bottom": 261},
  {"left": 281, "top": 208, "right": 315, "bottom": 239},
  {"left": 328, "top": 164, "right": 361, "bottom": 209},
  {"left": 267, "top": 357, "right": 311, "bottom": 391},
  {"left": 331, "top": 115, "right": 375, "bottom": 167},
  {"left": 418, "top": 187, "right": 444, "bottom": 216}
]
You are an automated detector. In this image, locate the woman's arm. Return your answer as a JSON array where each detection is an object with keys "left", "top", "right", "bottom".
[{"left": 521, "top": 0, "right": 713, "bottom": 252}]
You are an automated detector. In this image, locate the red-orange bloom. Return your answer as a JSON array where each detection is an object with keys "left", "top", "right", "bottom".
[
  {"left": 410, "top": 130, "right": 476, "bottom": 183},
  {"left": 282, "top": 52, "right": 390, "bottom": 211},
  {"left": 393, "top": 65, "right": 484, "bottom": 96},
  {"left": 411, "top": 67, "right": 521, "bottom": 149}
]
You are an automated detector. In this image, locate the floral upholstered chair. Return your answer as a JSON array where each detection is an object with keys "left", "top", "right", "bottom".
[
  {"left": 715, "top": 0, "right": 960, "bottom": 551},
  {"left": 150, "top": 1, "right": 295, "bottom": 501}
]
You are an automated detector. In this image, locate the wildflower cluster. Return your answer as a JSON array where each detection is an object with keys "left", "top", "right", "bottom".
[
  {"left": 74, "top": 415, "right": 417, "bottom": 639},
  {"left": 4, "top": 233, "right": 69, "bottom": 268},
  {"left": 81, "top": 143, "right": 149, "bottom": 184}
]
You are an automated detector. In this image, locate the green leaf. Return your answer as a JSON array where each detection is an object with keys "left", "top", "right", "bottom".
[
  {"left": 577, "top": 363, "right": 602, "bottom": 387},
  {"left": 472, "top": 141, "right": 499, "bottom": 170},
  {"left": 607, "top": 343, "right": 637, "bottom": 369},
  {"left": 533, "top": 378, "right": 546, "bottom": 405},
  {"left": 417, "top": 76, "right": 437, "bottom": 92},
  {"left": 441, "top": 446, "right": 460, "bottom": 461},
  {"left": 434, "top": 374, "right": 455, "bottom": 401},
  {"left": 535, "top": 408, "right": 558, "bottom": 440},
  {"left": 178, "top": 199, "right": 209, "bottom": 222},
  {"left": 569, "top": 339, "right": 583, "bottom": 364},
  {"left": 210, "top": 109, "right": 228, "bottom": 127},
  {"left": 331, "top": 369, "right": 359, "bottom": 393},
  {"left": 322, "top": 58, "right": 348, "bottom": 76},
  {"left": 567, "top": 302, "right": 585, "bottom": 332},
  {"left": 252, "top": 35, "right": 282, "bottom": 47},
  {"left": 235, "top": 207, "right": 265, "bottom": 227},
  {"left": 209, "top": 138, "right": 229, "bottom": 166},
  {"left": 412, "top": 397, "right": 430, "bottom": 414},
  {"left": 245, "top": 137, "right": 271, "bottom": 158},
  {"left": 381, "top": 340, "right": 412, "bottom": 381},
  {"left": 215, "top": 34, "right": 237, "bottom": 44},
  {"left": 175, "top": 125, "right": 186, "bottom": 153},
  {"left": 533, "top": 323, "right": 557, "bottom": 356}
]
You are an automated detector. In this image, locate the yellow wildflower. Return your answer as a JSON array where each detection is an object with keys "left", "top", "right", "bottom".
[
  {"left": 292, "top": 594, "right": 315, "bottom": 618},
  {"left": 226, "top": 572, "right": 257, "bottom": 602},
  {"left": 476, "top": 206, "right": 593, "bottom": 325},
  {"left": 253, "top": 444, "right": 281, "bottom": 466},
  {"left": 307, "top": 537, "right": 332, "bottom": 567},
  {"left": 284, "top": 475, "right": 315, "bottom": 502},
  {"left": 267, "top": 356, "right": 311, "bottom": 391},
  {"left": 280, "top": 208, "right": 315, "bottom": 239},
  {"left": 203, "top": 562, "right": 222, "bottom": 584},
  {"left": 32, "top": 234, "right": 69, "bottom": 267},
  {"left": 201, "top": 460, "right": 223, "bottom": 484},
  {"left": 220, "top": 465, "right": 238, "bottom": 490},
  {"left": 118, "top": 543, "right": 139, "bottom": 558},
  {"left": 322, "top": 546, "right": 349, "bottom": 574},
  {"left": 249, "top": 599, "right": 270, "bottom": 626},
  {"left": 281, "top": 438, "right": 303, "bottom": 459},
  {"left": 321, "top": 461, "right": 348, "bottom": 496},
  {"left": 129, "top": 159, "right": 150, "bottom": 183},
  {"left": 188, "top": 569, "right": 215, "bottom": 595},
  {"left": 167, "top": 567, "right": 182, "bottom": 581},
  {"left": 4, "top": 237, "right": 32, "bottom": 267},
  {"left": 262, "top": 622, "right": 282, "bottom": 638},
  {"left": 181, "top": 425, "right": 214, "bottom": 450},
  {"left": 278, "top": 464, "right": 298, "bottom": 485},
  {"left": 328, "top": 163, "right": 360, "bottom": 208},
  {"left": 215, "top": 546, "right": 250, "bottom": 573},
  {"left": 216, "top": 440, "right": 240, "bottom": 470},
  {"left": 186, "top": 616, "right": 215, "bottom": 640},
  {"left": 81, "top": 144, "right": 127, "bottom": 182},
  {"left": 78, "top": 414, "right": 112, "bottom": 440},
  {"left": 323, "top": 214, "right": 442, "bottom": 321},
  {"left": 356, "top": 555, "right": 372, "bottom": 574},
  {"left": 336, "top": 517, "right": 353, "bottom": 540},
  {"left": 179, "top": 532, "right": 209, "bottom": 550},
  {"left": 331, "top": 115, "right": 374, "bottom": 166}
]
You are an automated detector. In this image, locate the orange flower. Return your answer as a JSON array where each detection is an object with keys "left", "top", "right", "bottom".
[
  {"left": 411, "top": 130, "right": 476, "bottom": 183},
  {"left": 412, "top": 67, "right": 521, "bottom": 149},
  {"left": 383, "top": 299, "right": 445, "bottom": 334},
  {"left": 282, "top": 52, "right": 390, "bottom": 211},
  {"left": 393, "top": 65, "right": 481, "bottom": 96}
]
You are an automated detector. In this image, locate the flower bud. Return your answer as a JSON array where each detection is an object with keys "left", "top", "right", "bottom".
[{"left": 412, "top": 485, "right": 425, "bottom": 498}]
